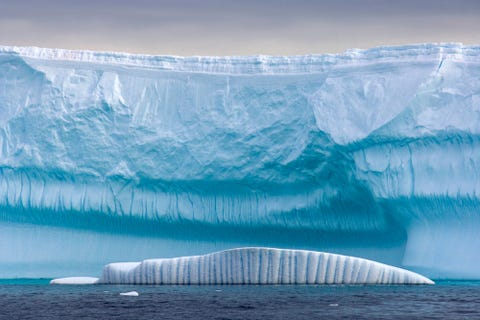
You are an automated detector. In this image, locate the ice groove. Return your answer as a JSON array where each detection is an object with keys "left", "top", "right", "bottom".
[{"left": 98, "top": 248, "right": 433, "bottom": 285}]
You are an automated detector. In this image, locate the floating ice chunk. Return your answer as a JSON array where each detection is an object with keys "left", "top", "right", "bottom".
[
  {"left": 119, "top": 291, "right": 139, "bottom": 297},
  {"left": 98, "top": 247, "right": 433, "bottom": 285},
  {"left": 50, "top": 277, "right": 99, "bottom": 285}
]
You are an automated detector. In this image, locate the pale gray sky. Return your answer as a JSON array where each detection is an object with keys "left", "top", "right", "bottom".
[{"left": 0, "top": 0, "right": 479, "bottom": 56}]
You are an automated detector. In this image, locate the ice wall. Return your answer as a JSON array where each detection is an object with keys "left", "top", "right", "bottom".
[{"left": 0, "top": 44, "right": 479, "bottom": 278}]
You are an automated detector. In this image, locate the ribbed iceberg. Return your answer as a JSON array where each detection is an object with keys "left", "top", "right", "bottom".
[
  {"left": 99, "top": 248, "right": 433, "bottom": 285},
  {"left": 0, "top": 44, "right": 479, "bottom": 278}
]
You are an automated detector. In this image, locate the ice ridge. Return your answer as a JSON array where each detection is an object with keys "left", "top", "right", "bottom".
[{"left": 98, "top": 248, "right": 433, "bottom": 285}]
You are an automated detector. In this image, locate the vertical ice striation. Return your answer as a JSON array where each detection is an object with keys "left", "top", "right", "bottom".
[
  {"left": 98, "top": 248, "right": 433, "bottom": 285},
  {"left": 0, "top": 44, "right": 479, "bottom": 278}
]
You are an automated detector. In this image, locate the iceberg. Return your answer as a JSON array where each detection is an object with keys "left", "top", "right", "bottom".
[
  {"left": 119, "top": 291, "right": 139, "bottom": 297},
  {"left": 0, "top": 43, "right": 479, "bottom": 278},
  {"left": 98, "top": 248, "right": 434, "bottom": 285},
  {"left": 49, "top": 277, "right": 99, "bottom": 285}
]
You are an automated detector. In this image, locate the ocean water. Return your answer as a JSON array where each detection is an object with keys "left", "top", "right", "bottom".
[{"left": 0, "top": 281, "right": 479, "bottom": 319}]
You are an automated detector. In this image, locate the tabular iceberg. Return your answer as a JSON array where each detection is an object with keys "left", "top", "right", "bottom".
[
  {"left": 49, "top": 277, "right": 99, "bottom": 285},
  {"left": 0, "top": 43, "right": 479, "bottom": 278},
  {"left": 98, "top": 248, "right": 433, "bottom": 285}
]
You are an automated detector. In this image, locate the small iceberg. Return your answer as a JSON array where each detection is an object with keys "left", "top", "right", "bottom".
[
  {"left": 50, "top": 277, "right": 99, "bottom": 285},
  {"left": 120, "top": 291, "right": 139, "bottom": 297},
  {"left": 98, "top": 247, "right": 434, "bottom": 285}
]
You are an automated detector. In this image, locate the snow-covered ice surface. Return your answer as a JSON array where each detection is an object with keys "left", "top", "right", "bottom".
[
  {"left": 98, "top": 248, "right": 433, "bottom": 285},
  {"left": 0, "top": 43, "right": 479, "bottom": 278}
]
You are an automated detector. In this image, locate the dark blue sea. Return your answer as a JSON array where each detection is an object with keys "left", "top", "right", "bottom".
[{"left": 0, "top": 280, "right": 478, "bottom": 319}]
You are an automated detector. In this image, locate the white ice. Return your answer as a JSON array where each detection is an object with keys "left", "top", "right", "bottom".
[
  {"left": 98, "top": 247, "right": 434, "bottom": 285},
  {"left": 119, "top": 291, "right": 139, "bottom": 296},
  {"left": 50, "top": 277, "right": 99, "bottom": 285}
]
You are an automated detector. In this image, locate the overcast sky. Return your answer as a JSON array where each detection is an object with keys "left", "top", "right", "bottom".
[{"left": 0, "top": 0, "right": 479, "bottom": 56}]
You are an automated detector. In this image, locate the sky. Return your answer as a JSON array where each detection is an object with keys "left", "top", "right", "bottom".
[{"left": 0, "top": 0, "right": 479, "bottom": 56}]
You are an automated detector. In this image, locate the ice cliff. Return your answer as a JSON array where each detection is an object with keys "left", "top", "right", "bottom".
[{"left": 0, "top": 44, "right": 479, "bottom": 278}]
